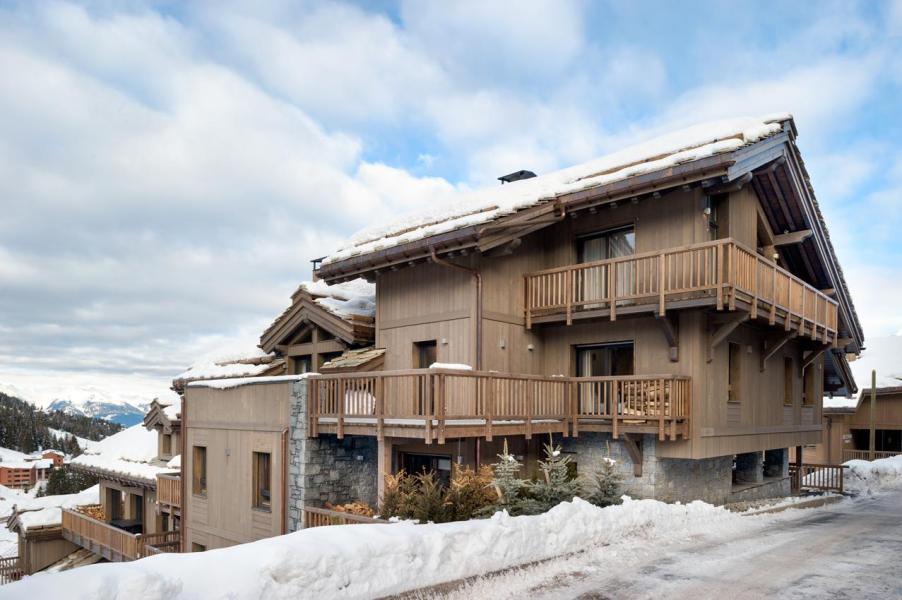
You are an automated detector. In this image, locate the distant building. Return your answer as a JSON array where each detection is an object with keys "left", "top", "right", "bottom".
[{"left": 0, "top": 463, "right": 35, "bottom": 489}]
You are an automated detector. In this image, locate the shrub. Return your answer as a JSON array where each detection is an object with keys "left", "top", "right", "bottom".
[
  {"left": 445, "top": 464, "right": 496, "bottom": 521},
  {"left": 379, "top": 464, "right": 497, "bottom": 523}
]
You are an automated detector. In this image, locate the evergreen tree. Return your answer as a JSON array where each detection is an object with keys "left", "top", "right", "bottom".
[
  {"left": 516, "top": 436, "right": 580, "bottom": 515},
  {"left": 488, "top": 439, "right": 528, "bottom": 511},
  {"left": 43, "top": 467, "right": 98, "bottom": 496},
  {"left": 584, "top": 454, "right": 623, "bottom": 507}
]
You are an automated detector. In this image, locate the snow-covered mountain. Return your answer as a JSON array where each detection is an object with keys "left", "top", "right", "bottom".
[
  {"left": 0, "top": 378, "right": 176, "bottom": 427},
  {"left": 45, "top": 398, "right": 148, "bottom": 427}
]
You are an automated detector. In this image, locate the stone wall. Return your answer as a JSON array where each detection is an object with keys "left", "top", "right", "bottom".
[
  {"left": 287, "top": 379, "right": 379, "bottom": 531},
  {"left": 561, "top": 432, "right": 733, "bottom": 505}
]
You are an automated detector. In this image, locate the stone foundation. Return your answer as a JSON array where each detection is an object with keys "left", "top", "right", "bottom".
[
  {"left": 287, "top": 379, "right": 378, "bottom": 531},
  {"left": 561, "top": 432, "right": 733, "bottom": 505}
]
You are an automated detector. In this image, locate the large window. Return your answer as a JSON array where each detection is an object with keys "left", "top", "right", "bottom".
[
  {"left": 192, "top": 446, "right": 207, "bottom": 497},
  {"left": 728, "top": 343, "right": 741, "bottom": 403},
  {"left": 575, "top": 342, "right": 634, "bottom": 377},
  {"left": 253, "top": 452, "right": 272, "bottom": 511},
  {"left": 784, "top": 357, "right": 795, "bottom": 406}
]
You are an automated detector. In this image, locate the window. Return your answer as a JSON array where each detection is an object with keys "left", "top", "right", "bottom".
[
  {"left": 575, "top": 342, "right": 634, "bottom": 377},
  {"left": 253, "top": 452, "right": 272, "bottom": 511},
  {"left": 577, "top": 226, "right": 635, "bottom": 263},
  {"left": 414, "top": 340, "right": 437, "bottom": 369},
  {"left": 401, "top": 453, "right": 452, "bottom": 487},
  {"left": 803, "top": 365, "right": 816, "bottom": 406},
  {"left": 192, "top": 446, "right": 207, "bottom": 496},
  {"left": 728, "top": 343, "right": 741, "bottom": 402},
  {"left": 161, "top": 434, "right": 172, "bottom": 456},
  {"left": 784, "top": 357, "right": 794, "bottom": 405}
]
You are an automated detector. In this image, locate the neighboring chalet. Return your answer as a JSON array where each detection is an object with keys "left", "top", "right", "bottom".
[
  {"left": 807, "top": 335, "right": 902, "bottom": 463},
  {"left": 60, "top": 416, "right": 180, "bottom": 562},
  {"left": 181, "top": 278, "right": 377, "bottom": 552},
  {"left": 183, "top": 114, "right": 863, "bottom": 551}
]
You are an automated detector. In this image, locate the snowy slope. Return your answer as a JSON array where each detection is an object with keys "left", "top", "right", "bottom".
[{"left": 45, "top": 398, "right": 147, "bottom": 427}]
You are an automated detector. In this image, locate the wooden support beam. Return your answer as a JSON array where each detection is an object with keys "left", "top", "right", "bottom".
[
  {"left": 760, "top": 331, "right": 796, "bottom": 372},
  {"left": 621, "top": 433, "right": 643, "bottom": 477},
  {"left": 655, "top": 313, "right": 679, "bottom": 362},
  {"left": 773, "top": 229, "right": 813, "bottom": 247},
  {"left": 801, "top": 346, "right": 827, "bottom": 372},
  {"left": 708, "top": 312, "right": 748, "bottom": 362}
]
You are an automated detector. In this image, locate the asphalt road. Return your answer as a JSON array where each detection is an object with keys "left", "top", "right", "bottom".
[{"left": 543, "top": 491, "right": 902, "bottom": 599}]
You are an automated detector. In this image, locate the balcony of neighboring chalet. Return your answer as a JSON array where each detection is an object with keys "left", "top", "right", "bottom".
[
  {"left": 523, "top": 238, "right": 838, "bottom": 346},
  {"left": 61, "top": 505, "right": 180, "bottom": 561},
  {"left": 308, "top": 368, "right": 690, "bottom": 443}
]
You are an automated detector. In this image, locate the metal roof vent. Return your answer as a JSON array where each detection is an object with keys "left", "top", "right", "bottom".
[{"left": 498, "top": 170, "right": 536, "bottom": 184}]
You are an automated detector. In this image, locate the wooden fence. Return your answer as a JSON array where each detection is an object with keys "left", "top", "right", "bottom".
[
  {"left": 157, "top": 474, "right": 181, "bottom": 508},
  {"left": 790, "top": 463, "right": 847, "bottom": 494},
  {"left": 841, "top": 449, "right": 902, "bottom": 462},
  {"left": 301, "top": 506, "right": 387, "bottom": 529},
  {"left": 309, "top": 370, "right": 690, "bottom": 442},
  {"left": 0, "top": 557, "right": 22, "bottom": 586},
  {"left": 524, "top": 238, "right": 838, "bottom": 342}
]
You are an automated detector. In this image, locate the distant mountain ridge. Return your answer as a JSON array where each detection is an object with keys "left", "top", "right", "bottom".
[{"left": 46, "top": 398, "right": 148, "bottom": 427}]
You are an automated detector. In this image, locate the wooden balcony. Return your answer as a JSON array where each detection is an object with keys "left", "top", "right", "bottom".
[
  {"left": 309, "top": 369, "right": 690, "bottom": 442},
  {"left": 62, "top": 508, "right": 179, "bottom": 561},
  {"left": 524, "top": 238, "right": 838, "bottom": 344},
  {"left": 157, "top": 473, "right": 181, "bottom": 509}
]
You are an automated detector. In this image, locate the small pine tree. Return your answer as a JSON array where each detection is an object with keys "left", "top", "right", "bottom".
[
  {"left": 489, "top": 439, "right": 528, "bottom": 511},
  {"left": 584, "top": 453, "right": 623, "bottom": 508},
  {"left": 517, "top": 436, "right": 580, "bottom": 514}
]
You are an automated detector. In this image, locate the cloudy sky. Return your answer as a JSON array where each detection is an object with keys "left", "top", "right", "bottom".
[{"left": 1, "top": 0, "right": 901, "bottom": 405}]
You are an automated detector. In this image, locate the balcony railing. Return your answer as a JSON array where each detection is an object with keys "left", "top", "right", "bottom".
[
  {"left": 0, "top": 557, "right": 22, "bottom": 586},
  {"left": 524, "top": 238, "right": 838, "bottom": 343},
  {"left": 308, "top": 369, "right": 690, "bottom": 442},
  {"left": 62, "top": 507, "right": 143, "bottom": 561},
  {"left": 790, "top": 463, "right": 847, "bottom": 494},
  {"left": 157, "top": 473, "right": 181, "bottom": 508},
  {"left": 302, "top": 506, "right": 388, "bottom": 528},
  {"left": 841, "top": 449, "right": 902, "bottom": 462},
  {"left": 142, "top": 531, "right": 181, "bottom": 555}
]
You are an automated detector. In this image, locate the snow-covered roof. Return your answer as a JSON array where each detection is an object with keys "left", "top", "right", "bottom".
[
  {"left": 10, "top": 485, "right": 100, "bottom": 532},
  {"left": 70, "top": 425, "right": 174, "bottom": 484},
  {"left": 0, "top": 447, "right": 28, "bottom": 463},
  {"left": 173, "top": 346, "right": 284, "bottom": 389},
  {"left": 0, "top": 461, "right": 33, "bottom": 470},
  {"left": 188, "top": 374, "right": 315, "bottom": 390},
  {"left": 823, "top": 335, "right": 902, "bottom": 409},
  {"left": 30, "top": 459, "right": 53, "bottom": 470},
  {"left": 296, "top": 278, "right": 376, "bottom": 320},
  {"left": 323, "top": 115, "right": 788, "bottom": 267}
]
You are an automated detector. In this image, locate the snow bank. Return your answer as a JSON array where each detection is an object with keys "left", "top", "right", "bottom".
[
  {"left": 2, "top": 497, "right": 761, "bottom": 599},
  {"left": 843, "top": 455, "right": 902, "bottom": 495},
  {"left": 71, "top": 425, "right": 173, "bottom": 483},
  {"left": 324, "top": 115, "right": 787, "bottom": 266}
]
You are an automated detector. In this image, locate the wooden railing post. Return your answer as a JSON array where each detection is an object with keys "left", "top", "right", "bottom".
[
  {"left": 375, "top": 376, "right": 384, "bottom": 441},
  {"left": 525, "top": 380, "right": 534, "bottom": 439},
  {"left": 565, "top": 269, "right": 573, "bottom": 325},
  {"left": 336, "top": 378, "right": 345, "bottom": 440},
  {"left": 658, "top": 252, "right": 666, "bottom": 316},
  {"left": 524, "top": 275, "right": 532, "bottom": 329},
  {"left": 612, "top": 380, "right": 620, "bottom": 439},
  {"left": 485, "top": 375, "right": 494, "bottom": 441},
  {"left": 424, "top": 373, "right": 433, "bottom": 444},
  {"left": 608, "top": 262, "right": 617, "bottom": 321},
  {"left": 437, "top": 374, "right": 446, "bottom": 445},
  {"left": 716, "top": 241, "right": 724, "bottom": 310}
]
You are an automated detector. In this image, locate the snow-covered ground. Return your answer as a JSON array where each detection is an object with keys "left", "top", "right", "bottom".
[{"left": 3, "top": 456, "right": 900, "bottom": 600}]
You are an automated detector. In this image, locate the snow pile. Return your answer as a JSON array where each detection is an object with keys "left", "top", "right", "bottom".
[
  {"left": 324, "top": 115, "right": 788, "bottom": 266},
  {"left": 70, "top": 425, "right": 173, "bottom": 483},
  {"left": 842, "top": 455, "right": 902, "bottom": 495},
  {"left": 300, "top": 278, "right": 375, "bottom": 319},
  {"left": 13, "top": 485, "right": 100, "bottom": 532},
  {"left": 429, "top": 363, "right": 473, "bottom": 371},
  {"left": 3, "top": 496, "right": 762, "bottom": 599},
  {"left": 824, "top": 334, "right": 902, "bottom": 409}
]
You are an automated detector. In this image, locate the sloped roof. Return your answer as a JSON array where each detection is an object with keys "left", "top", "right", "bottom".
[
  {"left": 322, "top": 115, "right": 787, "bottom": 268},
  {"left": 172, "top": 351, "right": 285, "bottom": 393},
  {"left": 70, "top": 425, "right": 175, "bottom": 486},
  {"left": 320, "top": 347, "right": 385, "bottom": 372},
  {"left": 260, "top": 278, "right": 376, "bottom": 352},
  {"left": 824, "top": 336, "right": 902, "bottom": 409}
]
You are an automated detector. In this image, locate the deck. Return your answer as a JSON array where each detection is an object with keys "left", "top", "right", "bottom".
[
  {"left": 308, "top": 369, "right": 690, "bottom": 442},
  {"left": 61, "top": 507, "right": 180, "bottom": 561},
  {"left": 524, "top": 238, "right": 838, "bottom": 344}
]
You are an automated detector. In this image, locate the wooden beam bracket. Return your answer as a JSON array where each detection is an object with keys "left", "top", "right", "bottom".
[
  {"left": 773, "top": 229, "right": 813, "bottom": 247},
  {"left": 655, "top": 313, "right": 679, "bottom": 362},
  {"left": 621, "top": 433, "right": 643, "bottom": 477},
  {"left": 760, "top": 330, "right": 796, "bottom": 372},
  {"left": 707, "top": 311, "right": 748, "bottom": 362}
]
